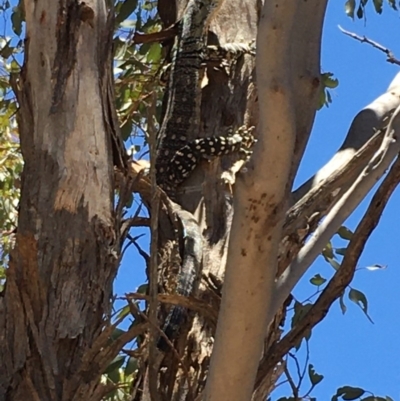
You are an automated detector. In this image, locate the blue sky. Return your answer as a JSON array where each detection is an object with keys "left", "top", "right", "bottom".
[
  {"left": 2, "top": 0, "right": 399, "bottom": 399},
  {"left": 117, "top": 1, "right": 400, "bottom": 399}
]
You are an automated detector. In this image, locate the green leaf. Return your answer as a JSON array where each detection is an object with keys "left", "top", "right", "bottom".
[
  {"left": 387, "top": 0, "right": 397, "bottom": 10},
  {"left": 345, "top": 0, "right": 356, "bottom": 18},
  {"left": 348, "top": 288, "right": 367, "bottom": 311},
  {"left": 332, "top": 386, "right": 365, "bottom": 401},
  {"left": 335, "top": 247, "right": 347, "bottom": 256},
  {"left": 322, "top": 241, "right": 334, "bottom": 259},
  {"left": 326, "top": 90, "right": 333, "bottom": 106},
  {"left": 308, "top": 364, "right": 324, "bottom": 386},
  {"left": 337, "top": 226, "right": 353, "bottom": 240},
  {"left": 147, "top": 43, "right": 162, "bottom": 63},
  {"left": 141, "top": 0, "right": 157, "bottom": 11},
  {"left": 291, "top": 301, "right": 313, "bottom": 327},
  {"left": 326, "top": 257, "right": 341, "bottom": 271},
  {"left": 9, "top": 60, "right": 20, "bottom": 73},
  {"left": 104, "top": 355, "right": 125, "bottom": 376},
  {"left": 339, "top": 293, "right": 347, "bottom": 314},
  {"left": 310, "top": 274, "right": 327, "bottom": 286},
  {"left": 349, "top": 288, "right": 373, "bottom": 322},
  {"left": 136, "top": 283, "right": 148, "bottom": 294},
  {"left": 365, "top": 263, "right": 386, "bottom": 271},
  {"left": 120, "top": 119, "right": 133, "bottom": 140},
  {"left": 115, "top": 0, "right": 139, "bottom": 25},
  {"left": 125, "top": 356, "right": 138, "bottom": 376},
  {"left": 322, "top": 72, "right": 339, "bottom": 89},
  {"left": 11, "top": 6, "right": 23, "bottom": 36},
  {"left": 120, "top": 19, "right": 137, "bottom": 28},
  {"left": 139, "top": 42, "right": 151, "bottom": 56},
  {"left": 110, "top": 327, "right": 126, "bottom": 341},
  {"left": 373, "top": 0, "right": 383, "bottom": 12},
  {"left": 317, "top": 90, "right": 327, "bottom": 110},
  {"left": 125, "top": 192, "right": 134, "bottom": 209},
  {"left": 117, "top": 304, "right": 130, "bottom": 320},
  {"left": 0, "top": 41, "right": 14, "bottom": 59},
  {"left": 357, "top": 4, "right": 364, "bottom": 18}
]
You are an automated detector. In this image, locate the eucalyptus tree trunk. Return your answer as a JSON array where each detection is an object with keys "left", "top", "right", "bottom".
[{"left": 0, "top": 1, "right": 128, "bottom": 400}]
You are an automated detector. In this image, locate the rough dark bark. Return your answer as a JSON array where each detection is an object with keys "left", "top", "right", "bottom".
[{"left": 0, "top": 1, "right": 128, "bottom": 400}]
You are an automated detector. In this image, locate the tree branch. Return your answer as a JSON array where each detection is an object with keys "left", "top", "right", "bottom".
[
  {"left": 287, "top": 1, "right": 328, "bottom": 186},
  {"left": 294, "top": 71, "right": 400, "bottom": 202},
  {"left": 127, "top": 292, "right": 218, "bottom": 327},
  {"left": 278, "top": 117, "right": 387, "bottom": 276},
  {"left": 255, "top": 153, "right": 400, "bottom": 386},
  {"left": 338, "top": 26, "right": 400, "bottom": 66},
  {"left": 271, "top": 103, "right": 400, "bottom": 320}
]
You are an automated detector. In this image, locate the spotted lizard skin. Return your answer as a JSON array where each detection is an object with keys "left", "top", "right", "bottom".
[{"left": 155, "top": 0, "right": 255, "bottom": 351}]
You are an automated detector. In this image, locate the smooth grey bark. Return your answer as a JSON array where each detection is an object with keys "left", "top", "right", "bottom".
[
  {"left": 294, "top": 72, "right": 400, "bottom": 202},
  {"left": 204, "top": 1, "right": 326, "bottom": 401}
]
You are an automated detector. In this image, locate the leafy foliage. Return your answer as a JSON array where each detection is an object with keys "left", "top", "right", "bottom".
[
  {"left": 344, "top": 0, "right": 397, "bottom": 19},
  {"left": 0, "top": 24, "right": 23, "bottom": 275},
  {"left": 318, "top": 72, "right": 339, "bottom": 110},
  {"left": 331, "top": 385, "right": 394, "bottom": 401},
  {"left": 114, "top": 0, "right": 164, "bottom": 148}
]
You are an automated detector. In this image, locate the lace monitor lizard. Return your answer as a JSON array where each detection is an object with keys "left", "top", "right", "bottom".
[{"left": 156, "top": 0, "right": 255, "bottom": 350}]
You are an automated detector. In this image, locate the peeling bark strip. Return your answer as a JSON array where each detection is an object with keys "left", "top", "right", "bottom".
[
  {"left": 52, "top": 1, "right": 83, "bottom": 111},
  {"left": 0, "top": 1, "right": 125, "bottom": 399}
]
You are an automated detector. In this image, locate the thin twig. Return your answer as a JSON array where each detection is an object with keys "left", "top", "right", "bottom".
[
  {"left": 133, "top": 24, "right": 178, "bottom": 44},
  {"left": 283, "top": 359, "right": 299, "bottom": 399},
  {"left": 126, "top": 297, "right": 192, "bottom": 383},
  {"left": 128, "top": 234, "right": 150, "bottom": 265},
  {"left": 339, "top": 25, "right": 400, "bottom": 66},
  {"left": 127, "top": 292, "right": 218, "bottom": 326},
  {"left": 299, "top": 340, "right": 310, "bottom": 390},
  {"left": 147, "top": 89, "right": 161, "bottom": 401}
]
